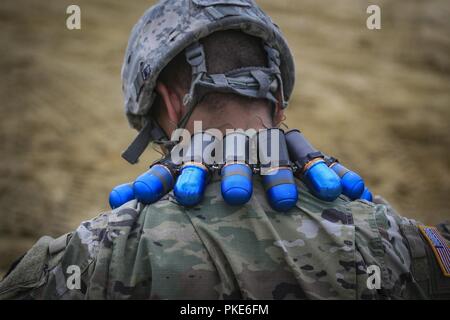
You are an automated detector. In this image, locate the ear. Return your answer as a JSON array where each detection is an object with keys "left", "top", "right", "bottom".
[
  {"left": 155, "top": 81, "right": 184, "bottom": 125},
  {"left": 273, "top": 89, "right": 285, "bottom": 126}
]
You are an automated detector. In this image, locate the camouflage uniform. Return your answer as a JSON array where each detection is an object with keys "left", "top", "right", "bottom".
[
  {"left": 1, "top": 175, "right": 448, "bottom": 299},
  {"left": 3, "top": 1, "right": 448, "bottom": 300}
]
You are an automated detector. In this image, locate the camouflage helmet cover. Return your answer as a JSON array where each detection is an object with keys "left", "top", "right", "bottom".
[{"left": 121, "top": 0, "right": 296, "bottom": 132}]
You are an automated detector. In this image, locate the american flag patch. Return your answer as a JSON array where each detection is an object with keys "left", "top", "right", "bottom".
[{"left": 419, "top": 225, "right": 450, "bottom": 277}]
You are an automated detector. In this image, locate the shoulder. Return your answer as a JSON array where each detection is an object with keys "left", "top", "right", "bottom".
[{"left": 0, "top": 200, "right": 148, "bottom": 300}]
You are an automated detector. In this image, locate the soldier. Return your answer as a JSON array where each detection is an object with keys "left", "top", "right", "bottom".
[{"left": 0, "top": 0, "right": 449, "bottom": 300}]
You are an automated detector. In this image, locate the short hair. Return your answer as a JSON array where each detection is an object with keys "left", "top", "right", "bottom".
[{"left": 153, "top": 30, "right": 269, "bottom": 117}]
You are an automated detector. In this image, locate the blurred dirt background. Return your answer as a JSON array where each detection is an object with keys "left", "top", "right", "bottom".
[{"left": 0, "top": 0, "right": 449, "bottom": 275}]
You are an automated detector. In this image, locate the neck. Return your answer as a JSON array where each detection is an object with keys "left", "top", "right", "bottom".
[{"left": 185, "top": 100, "right": 274, "bottom": 134}]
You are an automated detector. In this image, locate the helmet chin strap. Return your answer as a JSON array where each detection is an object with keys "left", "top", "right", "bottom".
[
  {"left": 121, "top": 117, "right": 168, "bottom": 164},
  {"left": 122, "top": 41, "right": 287, "bottom": 165}
]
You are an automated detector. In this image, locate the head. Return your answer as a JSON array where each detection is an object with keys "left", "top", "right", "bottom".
[
  {"left": 152, "top": 30, "right": 285, "bottom": 137},
  {"left": 121, "top": 0, "right": 295, "bottom": 164}
]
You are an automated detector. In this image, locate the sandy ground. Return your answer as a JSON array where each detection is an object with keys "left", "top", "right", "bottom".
[{"left": 0, "top": 0, "right": 449, "bottom": 274}]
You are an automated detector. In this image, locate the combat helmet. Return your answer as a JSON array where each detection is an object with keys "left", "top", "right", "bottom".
[{"left": 121, "top": 0, "right": 295, "bottom": 164}]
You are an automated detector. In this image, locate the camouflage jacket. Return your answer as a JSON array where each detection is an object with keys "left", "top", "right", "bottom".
[{"left": 0, "top": 176, "right": 449, "bottom": 300}]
